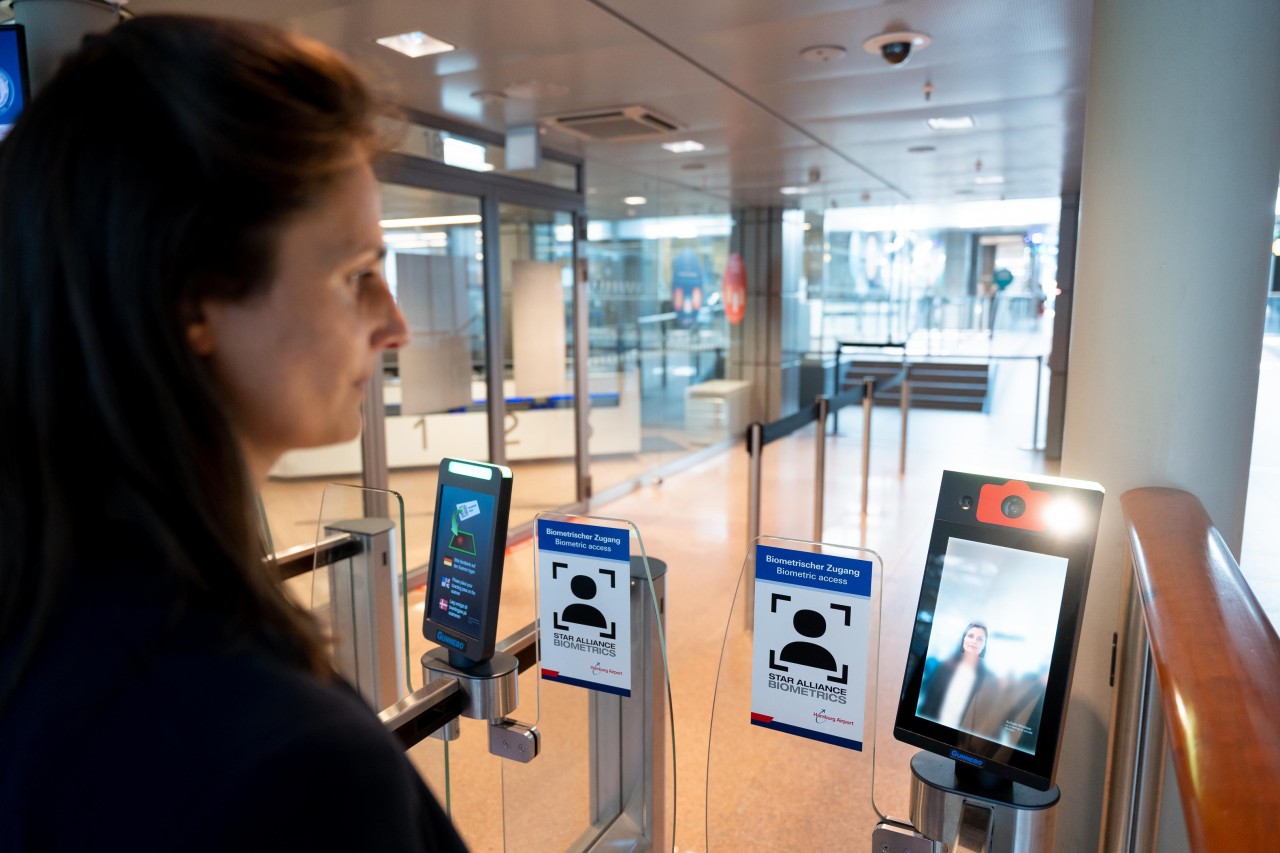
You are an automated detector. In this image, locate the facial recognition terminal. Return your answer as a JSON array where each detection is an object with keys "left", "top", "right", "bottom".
[
  {"left": 422, "top": 458, "right": 513, "bottom": 669},
  {"left": 893, "top": 470, "right": 1104, "bottom": 792}
]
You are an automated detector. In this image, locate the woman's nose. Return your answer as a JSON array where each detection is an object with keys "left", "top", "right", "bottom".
[{"left": 372, "top": 283, "right": 410, "bottom": 350}]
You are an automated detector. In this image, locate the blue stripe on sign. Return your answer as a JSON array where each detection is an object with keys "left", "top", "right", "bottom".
[
  {"left": 537, "top": 519, "right": 629, "bottom": 562},
  {"left": 543, "top": 671, "right": 631, "bottom": 697},
  {"left": 755, "top": 545, "right": 872, "bottom": 597},
  {"left": 749, "top": 716, "right": 863, "bottom": 752}
]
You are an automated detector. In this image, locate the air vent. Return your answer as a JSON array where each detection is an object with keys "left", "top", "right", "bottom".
[{"left": 544, "top": 105, "right": 683, "bottom": 142}]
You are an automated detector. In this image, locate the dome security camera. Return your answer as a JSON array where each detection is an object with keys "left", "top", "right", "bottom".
[
  {"left": 862, "top": 30, "right": 931, "bottom": 67},
  {"left": 880, "top": 41, "right": 912, "bottom": 65}
]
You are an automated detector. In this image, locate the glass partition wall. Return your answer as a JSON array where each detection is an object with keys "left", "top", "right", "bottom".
[{"left": 259, "top": 114, "right": 739, "bottom": 582}]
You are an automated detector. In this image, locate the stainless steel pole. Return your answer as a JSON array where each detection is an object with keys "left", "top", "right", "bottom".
[
  {"left": 326, "top": 517, "right": 403, "bottom": 711},
  {"left": 861, "top": 377, "right": 874, "bottom": 517},
  {"left": 582, "top": 557, "right": 668, "bottom": 853},
  {"left": 746, "top": 422, "right": 763, "bottom": 631},
  {"left": 813, "top": 397, "right": 828, "bottom": 542},
  {"left": 899, "top": 369, "right": 910, "bottom": 477},
  {"left": 1032, "top": 354, "right": 1044, "bottom": 449}
]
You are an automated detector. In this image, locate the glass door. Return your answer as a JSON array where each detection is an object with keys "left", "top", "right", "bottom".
[{"left": 497, "top": 202, "right": 580, "bottom": 525}]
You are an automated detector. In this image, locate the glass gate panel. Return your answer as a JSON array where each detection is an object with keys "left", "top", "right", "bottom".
[
  {"left": 706, "top": 535, "right": 884, "bottom": 851},
  {"left": 380, "top": 184, "right": 488, "bottom": 575},
  {"left": 498, "top": 203, "right": 579, "bottom": 523}
]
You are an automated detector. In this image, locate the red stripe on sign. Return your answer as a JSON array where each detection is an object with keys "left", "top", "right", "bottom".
[
  {"left": 541, "top": 669, "right": 560, "bottom": 678},
  {"left": 750, "top": 712, "right": 774, "bottom": 723}
]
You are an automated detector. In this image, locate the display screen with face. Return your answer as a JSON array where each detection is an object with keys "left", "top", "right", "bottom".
[{"left": 893, "top": 470, "right": 1104, "bottom": 792}]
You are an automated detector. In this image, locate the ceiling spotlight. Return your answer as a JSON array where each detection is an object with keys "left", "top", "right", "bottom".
[
  {"left": 375, "top": 30, "right": 455, "bottom": 58},
  {"left": 780, "top": 186, "right": 809, "bottom": 196},
  {"left": 800, "top": 44, "right": 848, "bottom": 63},
  {"left": 975, "top": 175, "right": 1005, "bottom": 185},
  {"left": 623, "top": 196, "right": 648, "bottom": 206},
  {"left": 662, "top": 140, "right": 705, "bottom": 154},
  {"left": 808, "top": 166, "right": 822, "bottom": 184},
  {"left": 470, "top": 90, "right": 507, "bottom": 105},
  {"left": 927, "top": 116, "right": 976, "bottom": 131},
  {"left": 862, "top": 30, "right": 930, "bottom": 66},
  {"left": 502, "top": 80, "right": 569, "bottom": 100}
]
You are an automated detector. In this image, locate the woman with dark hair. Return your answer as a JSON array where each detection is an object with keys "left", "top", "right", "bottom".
[
  {"left": 917, "top": 622, "right": 991, "bottom": 732},
  {"left": 0, "top": 15, "right": 465, "bottom": 850}
]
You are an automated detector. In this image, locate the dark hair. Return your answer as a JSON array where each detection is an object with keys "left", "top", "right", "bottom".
[
  {"left": 956, "top": 622, "right": 988, "bottom": 658},
  {"left": 0, "top": 15, "right": 387, "bottom": 710}
]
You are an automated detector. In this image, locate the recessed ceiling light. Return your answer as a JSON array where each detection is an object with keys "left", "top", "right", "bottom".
[
  {"left": 375, "top": 30, "right": 455, "bottom": 58},
  {"left": 502, "top": 80, "right": 570, "bottom": 100},
  {"left": 662, "top": 140, "right": 705, "bottom": 154},
  {"left": 623, "top": 196, "right": 648, "bottom": 205},
  {"left": 927, "top": 116, "right": 976, "bottom": 131},
  {"left": 907, "top": 145, "right": 936, "bottom": 154},
  {"left": 974, "top": 175, "right": 1005, "bottom": 185},
  {"left": 380, "top": 214, "right": 483, "bottom": 229},
  {"left": 470, "top": 90, "right": 507, "bottom": 105},
  {"left": 780, "top": 186, "right": 809, "bottom": 196}
]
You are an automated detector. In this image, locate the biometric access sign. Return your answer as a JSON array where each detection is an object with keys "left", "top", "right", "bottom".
[
  {"left": 537, "top": 519, "right": 632, "bottom": 697},
  {"left": 750, "top": 545, "right": 873, "bottom": 751}
]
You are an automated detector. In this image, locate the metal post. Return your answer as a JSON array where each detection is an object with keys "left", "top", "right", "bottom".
[
  {"left": 326, "top": 517, "right": 404, "bottom": 711},
  {"left": 899, "top": 371, "right": 911, "bottom": 477},
  {"left": 813, "top": 396, "right": 829, "bottom": 542},
  {"left": 1032, "top": 354, "right": 1044, "bottom": 449},
  {"left": 832, "top": 347, "right": 843, "bottom": 434},
  {"left": 861, "top": 377, "right": 874, "bottom": 517},
  {"left": 746, "top": 422, "right": 763, "bottom": 632},
  {"left": 583, "top": 557, "right": 668, "bottom": 852},
  {"left": 660, "top": 323, "right": 668, "bottom": 388}
]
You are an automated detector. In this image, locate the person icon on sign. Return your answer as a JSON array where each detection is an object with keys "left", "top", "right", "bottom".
[
  {"left": 554, "top": 572, "right": 616, "bottom": 639},
  {"left": 768, "top": 600, "right": 850, "bottom": 684}
]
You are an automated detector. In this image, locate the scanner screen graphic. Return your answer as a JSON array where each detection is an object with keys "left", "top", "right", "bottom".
[{"left": 431, "top": 485, "right": 496, "bottom": 637}]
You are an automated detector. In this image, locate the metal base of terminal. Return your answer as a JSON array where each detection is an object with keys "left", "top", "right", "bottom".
[
  {"left": 422, "top": 648, "right": 519, "bottom": 741},
  {"left": 908, "top": 753, "right": 1058, "bottom": 853}
]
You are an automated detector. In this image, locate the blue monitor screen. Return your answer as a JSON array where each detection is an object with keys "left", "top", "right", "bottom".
[{"left": 0, "top": 27, "right": 27, "bottom": 139}]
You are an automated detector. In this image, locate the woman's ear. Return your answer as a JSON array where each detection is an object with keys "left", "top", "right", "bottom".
[{"left": 185, "top": 300, "right": 218, "bottom": 356}]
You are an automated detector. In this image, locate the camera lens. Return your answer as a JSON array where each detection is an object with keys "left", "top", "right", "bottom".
[
  {"left": 959, "top": 496, "right": 973, "bottom": 510},
  {"left": 1001, "top": 495, "right": 1026, "bottom": 519}
]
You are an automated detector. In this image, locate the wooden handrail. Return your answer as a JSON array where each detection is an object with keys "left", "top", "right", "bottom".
[{"left": 1121, "top": 487, "right": 1280, "bottom": 848}]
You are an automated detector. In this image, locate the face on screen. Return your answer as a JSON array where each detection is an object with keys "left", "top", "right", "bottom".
[{"left": 914, "top": 538, "right": 1068, "bottom": 755}]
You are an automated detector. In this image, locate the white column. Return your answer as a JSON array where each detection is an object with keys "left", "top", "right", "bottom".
[{"left": 1056, "top": 0, "right": 1280, "bottom": 849}]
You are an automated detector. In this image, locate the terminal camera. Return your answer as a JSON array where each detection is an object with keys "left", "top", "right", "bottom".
[{"left": 880, "top": 40, "right": 913, "bottom": 65}]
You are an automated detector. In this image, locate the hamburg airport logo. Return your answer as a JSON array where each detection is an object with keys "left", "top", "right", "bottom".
[
  {"left": 589, "top": 662, "right": 623, "bottom": 678},
  {"left": 812, "top": 708, "right": 858, "bottom": 728}
]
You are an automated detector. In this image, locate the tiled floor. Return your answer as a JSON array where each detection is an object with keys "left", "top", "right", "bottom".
[
  {"left": 402, "top": 353, "right": 1062, "bottom": 852},
  {"left": 275, "top": 327, "right": 1279, "bottom": 852}
]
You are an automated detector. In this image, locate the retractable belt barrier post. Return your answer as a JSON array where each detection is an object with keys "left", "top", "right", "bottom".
[{"left": 743, "top": 368, "right": 912, "bottom": 625}]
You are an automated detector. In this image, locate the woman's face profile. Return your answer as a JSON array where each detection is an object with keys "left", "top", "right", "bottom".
[
  {"left": 188, "top": 159, "right": 408, "bottom": 478},
  {"left": 963, "top": 626, "right": 987, "bottom": 656}
]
